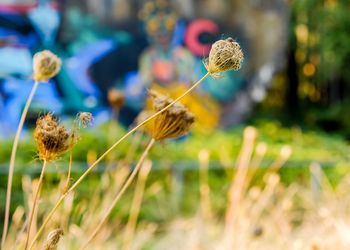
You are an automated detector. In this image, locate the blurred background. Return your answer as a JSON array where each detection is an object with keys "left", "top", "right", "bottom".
[{"left": 1, "top": 0, "right": 350, "bottom": 249}]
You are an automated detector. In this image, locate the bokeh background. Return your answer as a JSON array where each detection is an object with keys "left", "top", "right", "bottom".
[{"left": 1, "top": 0, "right": 350, "bottom": 249}]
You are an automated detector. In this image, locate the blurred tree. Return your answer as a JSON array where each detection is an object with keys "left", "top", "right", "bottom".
[{"left": 292, "top": 0, "right": 350, "bottom": 105}]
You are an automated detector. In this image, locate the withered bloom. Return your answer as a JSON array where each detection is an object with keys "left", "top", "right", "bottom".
[
  {"left": 108, "top": 89, "right": 125, "bottom": 109},
  {"left": 205, "top": 37, "right": 244, "bottom": 75},
  {"left": 146, "top": 91, "right": 195, "bottom": 140},
  {"left": 77, "top": 112, "right": 93, "bottom": 128},
  {"left": 34, "top": 114, "right": 71, "bottom": 161},
  {"left": 33, "top": 50, "right": 61, "bottom": 82},
  {"left": 43, "top": 228, "right": 64, "bottom": 250}
]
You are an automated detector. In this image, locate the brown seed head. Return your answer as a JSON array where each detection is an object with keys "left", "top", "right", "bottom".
[
  {"left": 205, "top": 38, "right": 244, "bottom": 75},
  {"left": 34, "top": 114, "right": 71, "bottom": 161},
  {"left": 108, "top": 89, "right": 125, "bottom": 109},
  {"left": 33, "top": 50, "right": 61, "bottom": 82},
  {"left": 43, "top": 228, "right": 64, "bottom": 250},
  {"left": 77, "top": 112, "right": 93, "bottom": 128},
  {"left": 146, "top": 91, "right": 195, "bottom": 140}
]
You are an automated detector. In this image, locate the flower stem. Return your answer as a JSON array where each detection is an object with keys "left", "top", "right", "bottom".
[
  {"left": 65, "top": 122, "right": 77, "bottom": 191},
  {"left": 24, "top": 160, "right": 47, "bottom": 250},
  {"left": 1, "top": 81, "right": 40, "bottom": 248},
  {"left": 29, "top": 72, "right": 210, "bottom": 249},
  {"left": 81, "top": 138, "right": 155, "bottom": 249}
]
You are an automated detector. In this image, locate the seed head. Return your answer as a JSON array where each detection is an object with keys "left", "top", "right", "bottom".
[
  {"left": 205, "top": 38, "right": 244, "bottom": 75},
  {"left": 43, "top": 228, "right": 64, "bottom": 250},
  {"left": 34, "top": 114, "right": 71, "bottom": 161},
  {"left": 76, "top": 112, "right": 93, "bottom": 128},
  {"left": 33, "top": 50, "right": 61, "bottom": 82},
  {"left": 108, "top": 89, "right": 125, "bottom": 109},
  {"left": 146, "top": 91, "right": 195, "bottom": 140}
]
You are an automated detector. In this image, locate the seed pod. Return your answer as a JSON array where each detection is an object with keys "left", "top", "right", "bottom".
[
  {"left": 205, "top": 38, "right": 244, "bottom": 75},
  {"left": 34, "top": 114, "right": 71, "bottom": 161},
  {"left": 108, "top": 89, "right": 125, "bottom": 109},
  {"left": 43, "top": 228, "right": 64, "bottom": 250},
  {"left": 77, "top": 112, "right": 93, "bottom": 128},
  {"left": 146, "top": 91, "right": 195, "bottom": 140},
  {"left": 33, "top": 50, "right": 61, "bottom": 82}
]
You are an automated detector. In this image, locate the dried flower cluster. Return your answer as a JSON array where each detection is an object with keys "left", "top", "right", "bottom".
[
  {"left": 205, "top": 37, "right": 244, "bottom": 75},
  {"left": 108, "top": 89, "right": 125, "bottom": 109},
  {"left": 34, "top": 114, "right": 71, "bottom": 161},
  {"left": 76, "top": 112, "right": 93, "bottom": 128},
  {"left": 43, "top": 228, "right": 64, "bottom": 250},
  {"left": 146, "top": 91, "right": 195, "bottom": 140},
  {"left": 33, "top": 50, "right": 61, "bottom": 82}
]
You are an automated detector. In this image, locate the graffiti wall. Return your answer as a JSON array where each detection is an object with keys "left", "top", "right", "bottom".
[{"left": 0, "top": 0, "right": 288, "bottom": 137}]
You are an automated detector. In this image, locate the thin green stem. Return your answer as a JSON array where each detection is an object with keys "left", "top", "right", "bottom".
[
  {"left": 81, "top": 138, "right": 155, "bottom": 249},
  {"left": 29, "top": 72, "right": 209, "bottom": 249},
  {"left": 1, "top": 81, "right": 40, "bottom": 248},
  {"left": 24, "top": 160, "right": 47, "bottom": 250}
]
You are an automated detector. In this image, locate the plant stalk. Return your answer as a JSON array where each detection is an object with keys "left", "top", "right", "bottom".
[
  {"left": 122, "top": 159, "right": 152, "bottom": 250},
  {"left": 1, "top": 81, "right": 40, "bottom": 248},
  {"left": 24, "top": 160, "right": 47, "bottom": 250}
]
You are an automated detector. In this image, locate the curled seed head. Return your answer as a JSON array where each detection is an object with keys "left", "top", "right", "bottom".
[
  {"left": 34, "top": 114, "right": 71, "bottom": 161},
  {"left": 205, "top": 37, "right": 244, "bottom": 75},
  {"left": 146, "top": 91, "right": 195, "bottom": 140},
  {"left": 33, "top": 50, "right": 61, "bottom": 82},
  {"left": 108, "top": 89, "right": 125, "bottom": 109},
  {"left": 76, "top": 112, "right": 93, "bottom": 128},
  {"left": 43, "top": 228, "right": 64, "bottom": 250}
]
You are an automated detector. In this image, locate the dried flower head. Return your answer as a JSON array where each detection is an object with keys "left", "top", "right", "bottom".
[
  {"left": 76, "top": 112, "right": 93, "bottom": 128},
  {"left": 205, "top": 37, "right": 244, "bottom": 75},
  {"left": 108, "top": 89, "right": 125, "bottom": 109},
  {"left": 43, "top": 228, "right": 64, "bottom": 250},
  {"left": 146, "top": 91, "right": 195, "bottom": 140},
  {"left": 33, "top": 50, "right": 61, "bottom": 82},
  {"left": 34, "top": 114, "right": 71, "bottom": 161}
]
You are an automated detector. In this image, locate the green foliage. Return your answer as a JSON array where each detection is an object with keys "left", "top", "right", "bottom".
[{"left": 292, "top": 0, "right": 350, "bottom": 83}]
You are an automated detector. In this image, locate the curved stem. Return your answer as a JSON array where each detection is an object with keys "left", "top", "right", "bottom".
[
  {"left": 81, "top": 138, "right": 155, "bottom": 249},
  {"left": 29, "top": 72, "right": 209, "bottom": 249},
  {"left": 1, "top": 81, "right": 39, "bottom": 248},
  {"left": 24, "top": 160, "right": 47, "bottom": 250}
]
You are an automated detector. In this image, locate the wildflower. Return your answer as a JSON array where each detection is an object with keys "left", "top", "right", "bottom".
[
  {"left": 43, "top": 228, "right": 64, "bottom": 250},
  {"left": 34, "top": 114, "right": 71, "bottom": 161},
  {"left": 33, "top": 50, "right": 61, "bottom": 82},
  {"left": 76, "top": 112, "right": 93, "bottom": 128},
  {"left": 205, "top": 37, "right": 244, "bottom": 75},
  {"left": 108, "top": 89, "right": 125, "bottom": 109},
  {"left": 146, "top": 91, "right": 195, "bottom": 140}
]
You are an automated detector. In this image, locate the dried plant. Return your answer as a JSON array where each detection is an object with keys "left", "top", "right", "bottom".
[
  {"left": 108, "top": 89, "right": 125, "bottom": 120},
  {"left": 34, "top": 114, "right": 72, "bottom": 162},
  {"left": 204, "top": 37, "right": 244, "bottom": 76},
  {"left": 43, "top": 229, "right": 64, "bottom": 250},
  {"left": 24, "top": 114, "right": 72, "bottom": 249},
  {"left": 33, "top": 50, "right": 62, "bottom": 83},
  {"left": 2, "top": 50, "right": 61, "bottom": 248},
  {"left": 145, "top": 91, "right": 195, "bottom": 141},
  {"left": 108, "top": 89, "right": 125, "bottom": 109},
  {"left": 63, "top": 112, "right": 93, "bottom": 193},
  {"left": 76, "top": 112, "right": 93, "bottom": 129},
  {"left": 29, "top": 38, "right": 244, "bottom": 248}
]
